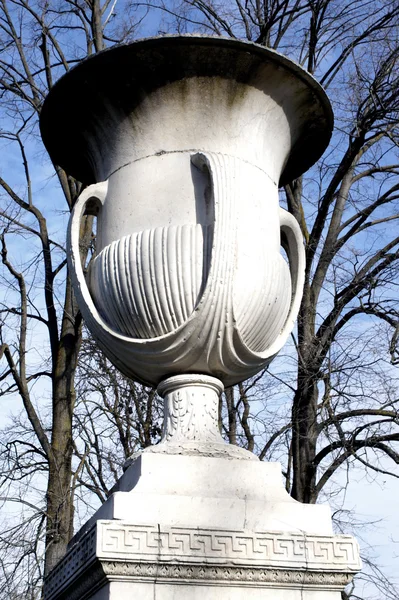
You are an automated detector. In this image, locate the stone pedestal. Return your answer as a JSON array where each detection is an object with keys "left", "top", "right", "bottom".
[{"left": 44, "top": 454, "right": 361, "bottom": 599}]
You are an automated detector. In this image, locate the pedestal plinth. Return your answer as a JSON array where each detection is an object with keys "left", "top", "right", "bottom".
[{"left": 44, "top": 454, "right": 361, "bottom": 600}]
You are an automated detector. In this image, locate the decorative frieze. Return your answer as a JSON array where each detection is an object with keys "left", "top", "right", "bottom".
[
  {"left": 44, "top": 521, "right": 361, "bottom": 600},
  {"left": 101, "top": 561, "right": 354, "bottom": 587},
  {"left": 97, "top": 522, "right": 360, "bottom": 570}
]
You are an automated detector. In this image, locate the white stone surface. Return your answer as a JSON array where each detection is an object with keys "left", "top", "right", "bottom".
[
  {"left": 158, "top": 375, "right": 226, "bottom": 445},
  {"left": 77, "top": 454, "right": 332, "bottom": 538},
  {"left": 45, "top": 517, "right": 360, "bottom": 600},
  {"left": 54, "top": 36, "right": 334, "bottom": 389},
  {"left": 90, "top": 584, "right": 344, "bottom": 600},
  {"left": 125, "top": 373, "right": 258, "bottom": 461},
  {"left": 39, "top": 36, "right": 357, "bottom": 600},
  {"left": 68, "top": 152, "right": 305, "bottom": 387},
  {"left": 47, "top": 454, "right": 359, "bottom": 600}
]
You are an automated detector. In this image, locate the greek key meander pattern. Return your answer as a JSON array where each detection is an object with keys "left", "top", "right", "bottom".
[
  {"left": 98, "top": 523, "right": 361, "bottom": 569},
  {"left": 44, "top": 521, "right": 361, "bottom": 599}
]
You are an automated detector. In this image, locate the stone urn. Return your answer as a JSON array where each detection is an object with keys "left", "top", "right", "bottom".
[
  {"left": 40, "top": 35, "right": 332, "bottom": 384},
  {"left": 40, "top": 35, "right": 332, "bottom": 456}
]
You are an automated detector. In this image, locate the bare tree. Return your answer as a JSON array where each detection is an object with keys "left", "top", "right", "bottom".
[
  {"left": 140, "top": 2, "right": 399, "bottom": 595},
  {"left": 148, "top": 0, "right": 399, "bottom": 502},
  {"left": 0, "top": 0, "right": 150, "bottom": 578},
  {"left": 71, "top": 336, "right": 162, "bottom": 507},
  {"left": 1, "top": 1, "right": 399, "bottom": 598}
]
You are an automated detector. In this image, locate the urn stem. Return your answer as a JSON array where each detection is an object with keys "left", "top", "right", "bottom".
[{"left": 157, "top": 374, "right": 224, "bottom": 445}]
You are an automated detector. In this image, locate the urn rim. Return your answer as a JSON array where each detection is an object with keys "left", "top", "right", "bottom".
[{"left": 40, "top": 34, "right": 334, "bottom": 187}]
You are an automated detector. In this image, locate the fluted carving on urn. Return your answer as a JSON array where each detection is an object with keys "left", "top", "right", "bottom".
[
  {"left": 68, "top": 151, "right": 304, "bottom": 387},
  {"left": 88, "top": 223, "right": 212, "bottom": 338},
  {"left": 40, "top": 36, "right": 333, "bottom": 389}
]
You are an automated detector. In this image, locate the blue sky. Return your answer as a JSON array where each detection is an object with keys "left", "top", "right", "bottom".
[{"left": 1, "top": 2, "right": 398, "bottom": 597}]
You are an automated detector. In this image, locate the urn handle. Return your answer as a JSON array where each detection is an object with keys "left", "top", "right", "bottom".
[
  {"left": 278, "top": 207, "right": 305, "bottom": 344},
  {"left": 67, "top": 181, "right": 108, "bottom": 321}
]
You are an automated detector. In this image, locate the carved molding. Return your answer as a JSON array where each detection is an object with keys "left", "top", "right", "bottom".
[
  {"left": 158, "top": 374, "right": 224, "bottom": 445},
  {"left": 98, "top": 522, "right": 361, "bottom": 570},
  {"left": 44, "top": 521, "right": 361, "bottom": 600},
  {"left": 102, "top": 561, "right": 354, "bottom": 588},
  {"left": 45, "top": 562, "right": 105, "bottom": 600},
  {"left": 45, "top": 560, "right": 354, "bottom": 600},
  {"left": 123, "top": 375, "right": 257, "bottom": 460},
  {"left": 44, "top": 526, "right": 97, "bottom": 599}
]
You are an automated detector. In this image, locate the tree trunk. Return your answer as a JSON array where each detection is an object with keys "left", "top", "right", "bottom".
[
  {"left": 291, "top": 367, "right": 319, "bottom": 503},
  {"left": 44, "top": 273, "right": 82, "bottom": 573},
  {"left": 291, "top": 283, "right": 319, "bottom": 503}
]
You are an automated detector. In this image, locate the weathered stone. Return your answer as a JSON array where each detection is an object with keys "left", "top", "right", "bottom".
[
  {"left": 39, "top": 35, "right": 359, "bottom": 600},
  {"left": 40, "top": 35, "right": 333, "bottom": 388},
  {"left": 44, "top": 454, "right": 361, "bottom": 599}
]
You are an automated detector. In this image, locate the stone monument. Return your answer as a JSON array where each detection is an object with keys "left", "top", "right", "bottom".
[{"left": 40, "top": 35, "right": 361, "bottom": 599}]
